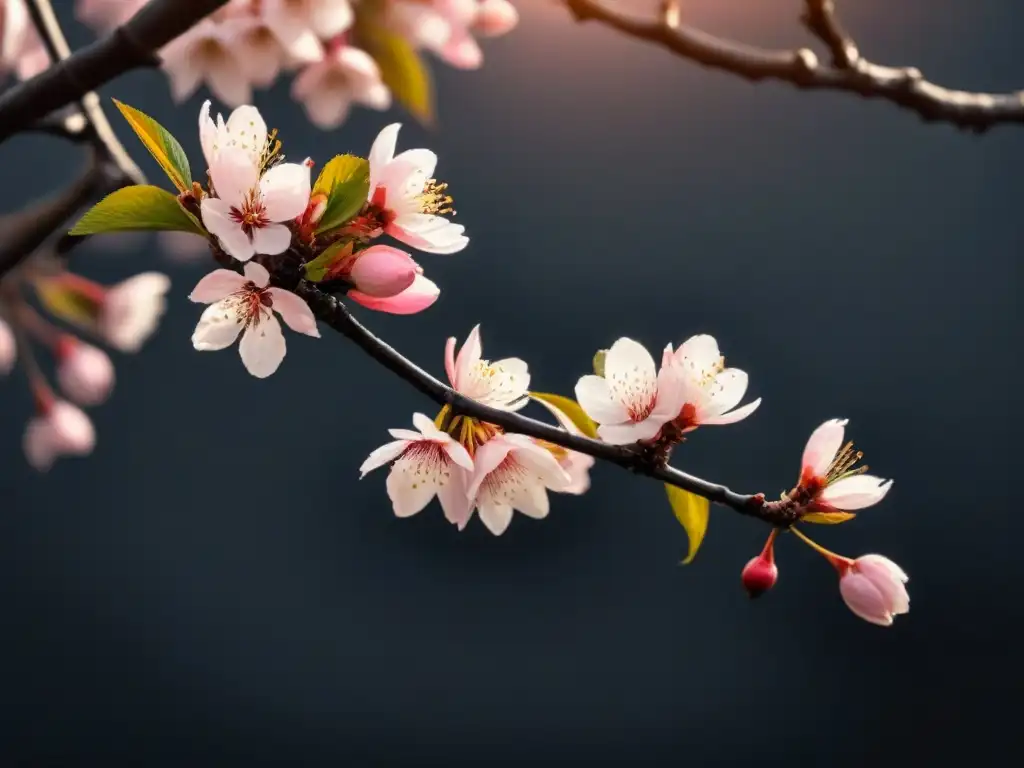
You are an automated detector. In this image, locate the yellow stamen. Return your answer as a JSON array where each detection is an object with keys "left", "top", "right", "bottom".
[{"left": 418, "top": 179, "right": 455, "bottom": 216}]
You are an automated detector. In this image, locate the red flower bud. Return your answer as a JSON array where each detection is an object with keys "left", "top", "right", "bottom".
[{"left": 741, "top": 530, "right": 779, "bottom": 599}]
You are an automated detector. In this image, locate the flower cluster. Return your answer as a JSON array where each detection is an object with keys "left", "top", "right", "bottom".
[
  {"left": 185, "top": 100, "right": 466, "bottom": 376},
  {"left": 361, "top": 325, "right": 593, "bottom": 535},
  {"left": 0, "top": 269, "right": 170, "bottom": 471},
  {"left": 78, "top": 0, "right": 519, "bottom": 128}
]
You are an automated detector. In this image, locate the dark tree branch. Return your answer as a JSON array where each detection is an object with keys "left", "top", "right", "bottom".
[
  {"left": 564, "top": 0, "right": 1024, "bottom": 131},
  {"left": 290, "top": 280, "right": 796, "bottom": 527},
  {"left": 0, "top": 0, "right": 229, "bottom": 144}
]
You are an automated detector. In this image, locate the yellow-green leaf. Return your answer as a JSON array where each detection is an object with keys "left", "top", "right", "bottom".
[
  {"left": 304, "top": 240, "right": 353, "bottom": 282},
  {"left": 666, "top": 485, "right": 710, "bottom": 564},
  {"left": 356, "top": 17, "right": 435, "bottom": 125},
  {"left": 70, "top": 185, "right": 207, "bottom": 237},
  {"left": 34, "top": 279, "right": 100, "bottom": 328},
  {"left": 312, "top": 155, "right": 370, "bottom": 234},
  {"left": 113, "top": 99, "right": 192, "bottom": 193},
  {"left": 592, "top": 349, "right": 607, "bottom": 377},
  {"left": 529, "top": 392, "right": 598, "bottom": 439},
  {"left": 801, "top": 511, "right": 857, "bottom": 525}
]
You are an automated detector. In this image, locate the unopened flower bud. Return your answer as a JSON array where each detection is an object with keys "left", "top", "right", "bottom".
[
  {"left": 0, "top": 318, "right": 15, "bottom": 375},
  {"left": 741, "top": 530, "right": 778, "bottom": 599},
  {"left": 56, "top": 336, "right": 115, "bottom": 406},
  {"left": 475, "top": 0, "right": 519, "bottom": 37}
]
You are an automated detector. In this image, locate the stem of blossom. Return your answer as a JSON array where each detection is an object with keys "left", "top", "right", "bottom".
[
  {"left": 790, "top": 526, "right": 853, "bottom": 569},
  {"left": 288, "top": 278, "right": 798, "bottom": 527},
  {"left": 0, "top": 0, "right": 230, "bottom": 144},
  {"left": 562, "top": 0, "right": 1024, "bottom": 131}
]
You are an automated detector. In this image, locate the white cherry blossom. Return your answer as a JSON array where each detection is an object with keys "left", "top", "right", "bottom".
[
  {"left": 530, "top": 396, "right": 594, "bottom": 495},
  {"left": 190, "top": 261, "right": 320, "bottom": 378},
  {"left": 359, "top": 412, "right": 475, "bottom": 525},
  {"left": 366, "top": 123, "right": 468, "bottom": 254},
  {"left": 444, "top": 324, "right": 529, "bottom": 411},
  {"left": 200, "top": 146, "right": 311, "bottom": 262},
  {"left": 99, "top": 272, "right": 171, "bottom": 353},
  {"left": 574, "top": 337, "right": 686, "bottom": 445},
  {"left": 797, "top": 419, "right": 893, "bottom": 512},
  {"left": 23, "top": 399, "right": 95, "bottom": 472}
]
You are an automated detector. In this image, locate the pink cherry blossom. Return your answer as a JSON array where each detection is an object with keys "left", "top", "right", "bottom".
[
  {"left": 359, "top": 412, "right": 475, "bottom": 525},
  {"left": 292, "top": 44, "right": 391, "bottom": 129},
  {"left": 100, "top": 272, "right": 171, "bottom": 352},
  {"left": 1, "top": 0, "right": 48, "bottom": 81},
  {"left": 0, "top": 316, "right": 15, "bottom": 375},
  {"left": 530, "top": 396, "right": 594, "bottom": 495},
  {"left": 199, "top": 101, "right": 268, "bottom": 170},
  {"left": 474, "top": 0, "right": 518, "bottom": 37},
  {"left": 797, "top": 419, "right": 893, "bottom": 512},
  {"left": 390, "top": 0, "right": 482, "bottom": 70},
  {"left": 465, "top": 433, "right": 572, "bottom": 535},
  {"left": 366, "top": 123, "right": 469, "bottom": 254},
  {"left": 575, "top": 337, "right": 687, "bottom": 445},
  {"left": 444, "top": 325, "right": 530, "bottom": 411},
  {"left": 190, "top": 261, "right": 320, "bottom": 378},
  {"left": 23, "top": 399, "right": 95, "bottom": 472},
  {"left": 161, "top": 19, "right": 250, "bottom": 106},
  {"left": 838, "top": 554, "right": 910, "bottom": 626},
  {"left": 262, "top": 0, "right": 353, "bottom": 41},
  {"left": 200, "top": 147, "right": 311, "bottom": 262},
  {"left": 661, "top": 334, "right": 761, "bottom": 431},
  {"left": 55, "top": 337, "right": 115, "bottom": 406},
  {"left": 347, "top": 273, "right": 440, "bottom": 315},
  {"left": 323, "top": 243, "right": 439, "bottom": 315}
]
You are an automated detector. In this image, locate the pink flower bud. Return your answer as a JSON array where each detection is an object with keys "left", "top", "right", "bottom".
[
  {"left": 100, "top": 272, "right": 170, "bottom": 352},
  {"left": 56, "top": 337, "right": 115, "bottom": 406},
  {"left": 741, "top": 530, "right": 778, "bottom": 598},
  {"left": 0, "top": 318, "right": 15, "bottom": 375},
  {"left": 23, "top": 400, "right": 95, "bottom": 472},
  {"left": 475, "top": 0, "right": 519, "bottom": 37},
  {"left": 838, "top": 554, "right": 909, "bottom": 626},
  {"left": 348, "top": 245, "right": 418, "bottom": 298}
]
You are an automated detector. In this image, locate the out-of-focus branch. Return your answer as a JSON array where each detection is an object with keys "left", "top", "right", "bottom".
[
  {"left": 0, "top": 0, "right": 229, "bottom": 144},
  {"left": 564, "top": 0, "right": 1024, "bottom": 131}
]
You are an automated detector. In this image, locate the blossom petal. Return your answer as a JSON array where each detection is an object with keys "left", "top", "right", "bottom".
[
  {"left": 673, "top": 334, "right": 721, "bottom": 374},
  {"left": 391, "top": 148, "right": 437, "bottom": 181},
  {"left": 454, "top": 325, "right": 483, "bottom": 392},
  {"left": 347, "top": 274, "right": 439, "bottom": 315},
  {"left": 856, "top": 556, "right": 910, "bottom": 615},
  {"left": 442, "top": 441, "right": 474, "bottom": 472},
  {"left": 224, "top": 104, "right": 267, "bottom": 166},
  {"left": 505, "top": 435, "right": 571, "bottom": 491},
  {"left": 467, "top": 437, "right": 514, "bottom": 499},
  {"left": 368, "top": 123, "right": 401, "bottom": 186},
  {"left": 802, "top": 418, "right": 848, "bottom": 477},
  {"left": 699, "top": 368, "right": 749, "bottom": 419},
  {"left": 348, "top": 245, "right": 417, "bottom": 297},
  {"left": 574, "top": 375, "right": 629, "bottom": 425},
  {"left": 385, "top": 443, "right": 448, "bottom": 517},
  {"left": 359, "top": 440, "right": 410, "bottom": 477},
  {"left": 209, "top": 145, "right": 259, "bottom": 205},
  {"left": 598, "top": 419, "right": 664, "bottom": 445},
  {"left": 192, "top": 299, "right": 244, "bottom": 351},
  {"left": 238, "top": 314, "right": 286, "bottom": 378},
  {"left": 188, "top": 269, "right": 246, "bottom": 303},
  {"left": 477, "top": 502, "right": 513, "bottom": 536},
  {"left": 820, "top": 476, "right": 893, "bottom": 510},
  {"left": 604, "top": 337, "right": 657, "bottom": 417},
  {"left": 267, "top": 288, "right": 319, "bottom": 337},
  {"left": 437, "top": 466, "right": 473, "bottom": 528},
  {"left": 701, "top": 397, "right": 762, "bottom": 426},
  {"left": 201, "top": 197, "right": 254, "bottom": 262},
  {"left": 243, "top": 261, "right": 271, "bottom": 287},
  {"left": 251, "top": 223, "right": 293, "bottom": 256},
  {"left": 444, "top": 336, "right": 457, "bottom": 385},
  {"left": 839, "top": 572, "right": 893, "bottom": 626},
  {"left": 260, "top": 161, "right": 311, "bottom": 222},
  {"left": 858, "top": 553, "right": 909, "bottom": 584}
]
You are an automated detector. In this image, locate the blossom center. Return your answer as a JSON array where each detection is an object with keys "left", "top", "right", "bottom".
[
  {"left": 230, "top": 190, "right": 270, "bottom": 236},
  {"left": 231, "top": 281, "right": 274, "bottom": 327},
  {"left": 824, "top": 440, "right": 868, "bottom": 485},
  {"left": 417, "top": 179, "right": 455, "bottom": 216}
]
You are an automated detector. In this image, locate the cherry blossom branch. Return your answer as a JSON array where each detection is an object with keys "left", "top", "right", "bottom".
[
  {"left": 288, "top": 279, "right": 794, "bottom": 527},
  {"left": 0, "top": 0, "right": 230, "bottom": 144},
  {"left": 563, "top": 0, "right": 1024, "bottom": 131}
]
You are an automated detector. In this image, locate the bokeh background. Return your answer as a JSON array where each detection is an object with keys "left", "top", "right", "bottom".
[{"left": 2, "top": 0, "right": 1022, "bottom": 763}]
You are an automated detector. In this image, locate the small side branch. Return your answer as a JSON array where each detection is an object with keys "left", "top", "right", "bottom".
[{"left": 563, "top": 0, "right": 1024, "bottom": 131}]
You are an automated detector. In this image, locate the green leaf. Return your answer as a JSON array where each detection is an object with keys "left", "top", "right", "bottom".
[
  {"left": 312, "top": 155, "right": 370, "bottom": 234},
  {"left": 356, "top": 17, "right": 435, "bottom": 125},
  {"left": 666, "top": 485, "right": 710, "bottom": 564},
  {"left": 529, "top": 392, "right": 599, "bottom": 439},
  {"left": 34, "top": 279, "right": 100, "bottom": 328},
  {"left": 801, "top": 511, "right": 857, "bottom": 524},
  {"left": 592, "top": 349, "right": 607, "bottom": 377},
  {"left": 113, "top": 99, "right": 192, "bottom": 193},
  {"left": 304, "top": 240, "right": 354, "bottom": 282},
  {"left": 69, "top": 185, "right": 207, "bottom": 237}
]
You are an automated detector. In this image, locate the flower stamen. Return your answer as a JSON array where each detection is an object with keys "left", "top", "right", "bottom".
[{"left": 418, "top": 179, "right": 455, "bottom": 216}]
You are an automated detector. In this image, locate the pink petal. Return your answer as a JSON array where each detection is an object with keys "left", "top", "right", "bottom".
[
  {"left": 243, "top": 261, "right": 271, "bottom": 287},
  {"left": 251, "top": 223, "right": 293, "bottom": 256},
  {"left": 348, "top": 245, "right": 418, "bottom": 297},
  {"left": 437, "top": 466, "right": 474, "bottom": 528},
  {"left": 476, "top": 501, "right": 513, "bottom": 536},
  {"left": 209, "top": 145, "right": 259, "bottom": 206},
  {"left": 260, "top": 162, "right": 311, "bottom": 222},
  {"left": 701, "top": 397, "right": 762, "bottom": 426},
  {"left": 820, "top": 476, "right": 893, "bottom": 510},
  {"left": 454, "top": 325, "right": 483, "bottom": 392},
  {"left": 359, "top": 440, "right": 410, "bottom": 477},
  {"left": 267, "top": 288, "right": 320, "bottom": 337},
  {"left": 368, "top": 124, "right": 401, "bottom": 185},
  {"left": 347, "top": 274, "right": 440, "bottom": 315},
  {"left": 444, "top": 336, "right": 457, "bottom": 385},
  {"left": 839, "top": 572, "right": 893, "bottom": 626},
  {"left": 467, "top": 436, "right": 514, "bottom": 499},
  {"left": 189, "top": 269, "right": 247, "bottom": 303},
  {"left": 201, "top": 197, "right": 255, "bottom": 262},
  {"left": 238, "top": 314, "right": 286, "bottom": 378},
  {"left": 801, "top": 418, "right": 848, "bottom": 477}
]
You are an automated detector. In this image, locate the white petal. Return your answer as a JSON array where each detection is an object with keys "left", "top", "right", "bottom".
[
  {"left": 598, "top": 419, "right": 664, "bottom": 445},
  {"left": 209, "top": 145, "right": 259, "bottom": 205},
  {"left": 574, "top": 375, "right": 629, "bottom": 425},
  {"left": 224, "top": 104, "right": 267, "bottom": 166},
  {"left": 530, "top": 396, "right": 583, "bottom": 436},
  {"left": 467, "top": 437, "right": 514, "bottom": 499},
  {"left": 385, "top": 442, "right": 450, "bottom": 517},
  {"left": 238, "top": 313, "right": 286, "bottom": 378},
  {"left": 673, "top": 334, "right": 721, "bottom": 374},
  {"left": 260, "top": 162, "right": 311, "bottom": 222},
  {"left": 192, "top": 299, "right": 244, "bottom": 351},
  {"left": 243, "top": 261, "right": 270, "bottom": 287},
  {"left": 701, "top": 397, "right": 761, "bottom": 426},
  {"left": 802, "top": 419, "right": 848, "bottom": 477},
  {"left": 442, "top": 441, "right": 474, "bottom": 472},
  {"left": 453, "top": 324, "right": 482, "bottom": 392},
  {"left": 205, "top": 54, "right": 251, "bottom": 107},
  {"left": 251, "top": 223, "right": 293, "bottom": 256},
  {"left": 388, "top": 429, "right": 423, "bottom": 441},
  {"left": 603, "top": 337, "right": 657, "bottom": 419},
  {"left": 201, "top": 197, "right": 255, "bottom": 262},
  {"left": 476, "top": 501, "right": 513, "bottom": 536},
  {"left": 820, "top": 476, "right": 893, "bottom": 510},
  {"left": 368, "top": 123, "right": 401, "bottom": 186},
  {"left": 302, "top": 89, "right": 352, "bottom": 129},
  {"left": 699, "top": 368, "right": 749, "bottom": 419},
  {"left": 267, "top": 288, "right": 319, "bottom": 337},
  {"left": 411, "top": 412, "right": 444, "bottom": 438},
  {"left": 188, "top": 269, "right": 246, "bottom": 303},
  {"left": 437, "top": 466, "right": 473, "bottom": 528},
  {"left": 444, "top": 336, "right": 457, "bottom": 385},
  {"left": 650, "top": 363, "right": 689, "bottom": 422},
  {"left": 359, "top": 440, "right": 410, "bottom": 477},
  {"left": 392, "top": 148, "right": 437, "bottom": 181},
  {"left": 506, "top": 436, "right": 571, "bottom": 491}
]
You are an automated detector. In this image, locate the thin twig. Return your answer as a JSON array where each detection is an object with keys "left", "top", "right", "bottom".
[
  {"left": 563, "top": 0, "right": 1024, "bottom": 131},
  {"left": 0, "top": 0, "right": 229, "bottom": 144}
]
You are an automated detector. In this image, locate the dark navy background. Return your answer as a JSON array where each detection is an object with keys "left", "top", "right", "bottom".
[{"left": 2, "top": 1, "right": 1022, "bottom": 763}]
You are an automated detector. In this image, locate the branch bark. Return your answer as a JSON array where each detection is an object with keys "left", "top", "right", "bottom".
[
  {"left": 0, "top": 0, "right": 229, "bottom": 144},
  {"left": 564, "top": 0, "right": 1024, "bottom": 132}
]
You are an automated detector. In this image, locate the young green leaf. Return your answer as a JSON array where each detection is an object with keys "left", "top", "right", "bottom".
[
  {"left": 312, "top": 155, "right": 370, "bottom": 234},
  {"left": 801, "top": 511, "right": 857, "bottom": 524},
  {"left": 666, "top": 485, "right": 711, "bottom": 564},
  {"left": 112, "top": 99, "right": 192, "bottom": 193},
  {"left": 355, "top": 16, "right": 436, "bottom": 125},
  {"left": 69, "top": 186, "right": 207, "bottom": 237},
  {"left": 304, "top": 240, "right": 354, "bottom": 282},
  {"left": 529, "top": 392, "right": 599, "bottom": 439}
]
